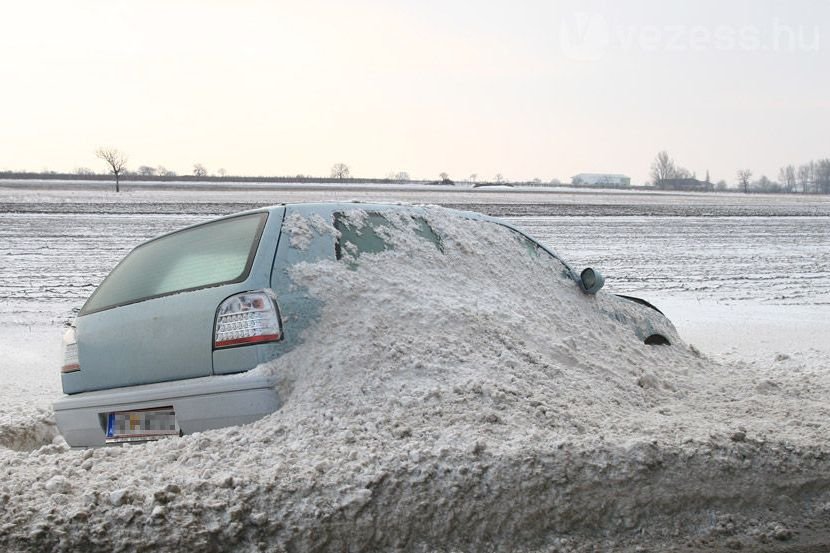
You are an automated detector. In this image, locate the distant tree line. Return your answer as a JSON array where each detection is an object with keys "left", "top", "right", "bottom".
[
  {"left": 775, "top": 159, "right": 830, "bottom": 194},
  {"left": 0, "top": 169, "right": 429, "bottom": 186},
  {"left": 650, "top": 151, "right": 830, "bottom": 194},
  {"left": 0, "top": 148, "right": 527, "bottom": 189},
  {"left": 0, "top": 155, "right": 436, "bottom": 190},
  {"left": 0, "top": 153, "right": 518, "bottom": 189},
  {"left": 6, "top": 147, "right": 829, "bottom": 194}
]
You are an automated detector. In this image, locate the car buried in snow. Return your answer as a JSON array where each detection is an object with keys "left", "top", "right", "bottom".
[{"left": 53, "top": 202, "right": 678, "bottom": 447}]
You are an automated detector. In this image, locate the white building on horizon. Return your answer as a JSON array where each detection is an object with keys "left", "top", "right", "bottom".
[{"left": 571, "top": 173, "right": 631, "bottom": 188}]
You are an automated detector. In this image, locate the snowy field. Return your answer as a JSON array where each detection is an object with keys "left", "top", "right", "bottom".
[{"left": 1, "top": 183, "right": 830, "bottom": 552}]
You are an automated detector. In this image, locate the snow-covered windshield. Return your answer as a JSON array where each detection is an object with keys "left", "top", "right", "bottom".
[{"left": 80, "top": 212, "right": 267, "bottom": 315}]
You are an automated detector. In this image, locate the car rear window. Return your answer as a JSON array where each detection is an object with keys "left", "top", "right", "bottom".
[{"left": 80, "top": 212, "right": 268, "bottom": 315}]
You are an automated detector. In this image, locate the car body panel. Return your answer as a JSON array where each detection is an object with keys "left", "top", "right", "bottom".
[
  {"left": 62, "top": 207, "right": 284, "bottom": 394},
  {"left": 606, "top": 297, "right": 678, "bottom": 344},
  {"left": 615, "top": 294, "right": 665, "bottom": 316},
  {"left": 54, "top": 374, "right": 279, "bottom": 448},
  {"left": 68, "top": 289, "right": 232, "bottom": 393}
]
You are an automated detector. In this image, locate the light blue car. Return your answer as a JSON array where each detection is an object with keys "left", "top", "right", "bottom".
[{"left": 54, "top": 203, "right": 677, "bottom": 447}]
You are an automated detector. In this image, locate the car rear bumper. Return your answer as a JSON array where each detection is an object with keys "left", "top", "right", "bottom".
[{"left": 53, "top": 373, "right": 280, "bottom": 447}]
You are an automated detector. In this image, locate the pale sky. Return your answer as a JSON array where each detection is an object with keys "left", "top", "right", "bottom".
[{"left": 0, "top": 0, "right": 827, "bottom": 184}]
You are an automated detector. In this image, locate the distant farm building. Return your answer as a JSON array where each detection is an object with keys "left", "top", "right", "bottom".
[
  {"left": 656, "top": 178, "right": 713, "bottom": 192},
  {"left": 571, "top": 173, "right": 631, "bottom": 188}
]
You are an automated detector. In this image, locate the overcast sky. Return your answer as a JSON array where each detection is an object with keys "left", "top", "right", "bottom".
[{"left": 1, "top": 0, "right": 827, "bottom": 183}]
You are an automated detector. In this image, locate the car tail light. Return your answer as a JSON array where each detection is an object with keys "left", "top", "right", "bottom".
[
  {"left": 62, "top": 327, "right": 80, "bottom": 373},
  {"left": 214, "top": 289, "right": 282, "bottom": 349}
]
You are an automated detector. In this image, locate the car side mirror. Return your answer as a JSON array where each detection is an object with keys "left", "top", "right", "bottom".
[{"left": 579, "top": 267, "right": 605, "bottom": 294}]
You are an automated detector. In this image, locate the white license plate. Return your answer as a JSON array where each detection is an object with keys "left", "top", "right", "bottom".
[{"left": 105, "top": 407, "right": 179, "bottom": 444}]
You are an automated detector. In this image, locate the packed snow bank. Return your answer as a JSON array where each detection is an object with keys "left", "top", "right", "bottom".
[
  {"left": 0, "top": 328, "right": 62, "bottom": 451},
  {"left": 2, "top": 208, "right": 829, "bottom": 552},
  {"left": 0, "top": 408, "right": 58, "bottom": 453}
]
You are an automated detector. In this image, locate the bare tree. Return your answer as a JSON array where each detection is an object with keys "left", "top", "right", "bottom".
[
  {"left": 331, "top": 163, "right": 350, "bottom": 179},
  {"left": 816, "top": 159, "right": 830, "bottom": 194},
  {"left": 74, "top": 167, "right": 94, "bottom": 176},
  {"left": 778, "top": 165, "right": 796, "bottom": 192},
  {"left": 650, "top": 151, "right": 677, "bottom": 186},
  {"left": 797, "top": 163, "right": 813, "bottom": 193},
  {"left": 394, "top": 171, "right": 410, "bottom": 182},
  {"left": 193, "top": 164, "right": 208, "bottom": 177},
  {"left": 755, "top": 175, "right": 778, "bottom": 193},
  {"left": 217, "top": 168, "right": 227, "bottom": 178},
  {"left": 156, "top": 165, "right": 171, "bottom": 177},
  {"left": 737, "top": 169, "right": 753, "bottom": 193},
  {"left": 95, "top": 148, "right": 128, "bottom": 192},
  {"left": 137, "top": 165, "right": 156, "bottom": 177},
  {"left": 494, "top": 173, "right": 505, "bottom": 184},
  {"left": 439, "top": 172, "right": 450, "bottom": 182}
]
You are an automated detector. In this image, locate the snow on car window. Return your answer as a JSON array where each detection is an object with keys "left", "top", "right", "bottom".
[
  {"left": 334, "top": 211, "right": 442, "bottom": 260},
  {"left": 283, "top": 212, "right": 337, "bottom": 251},
  {"left": 328, "top": 208, "right": 571, "bottom": 290}
]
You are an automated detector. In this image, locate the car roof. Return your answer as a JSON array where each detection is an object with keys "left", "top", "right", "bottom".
[{"left": 130, "top": 201, "right": 502, "bottom": 249}]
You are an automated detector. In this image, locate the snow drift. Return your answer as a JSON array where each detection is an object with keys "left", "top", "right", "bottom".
[{"left": 1, "top": 207, "right": 829, "bottom": 552}]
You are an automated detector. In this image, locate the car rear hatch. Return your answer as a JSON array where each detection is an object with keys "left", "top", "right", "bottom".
[{"left": 62, "top": 209, "right": 283, "bottom": 394}]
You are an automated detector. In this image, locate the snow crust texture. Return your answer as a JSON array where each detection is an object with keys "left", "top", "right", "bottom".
[{"left": 1, "top": 206, "right": 830, "bottom": 552}]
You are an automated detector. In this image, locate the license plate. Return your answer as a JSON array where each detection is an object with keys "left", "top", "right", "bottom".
[{"left": 105, "top": 407, "right": 180, "bottom": 444}]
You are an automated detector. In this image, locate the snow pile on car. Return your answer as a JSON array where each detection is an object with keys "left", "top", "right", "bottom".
[{"left": 1, "top": 207, "right": 830, "bottom": 552}]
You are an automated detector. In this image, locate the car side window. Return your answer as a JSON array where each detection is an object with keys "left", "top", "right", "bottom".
[{"left": 333, "top": 211, "right": 442, "bottom": 260}]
